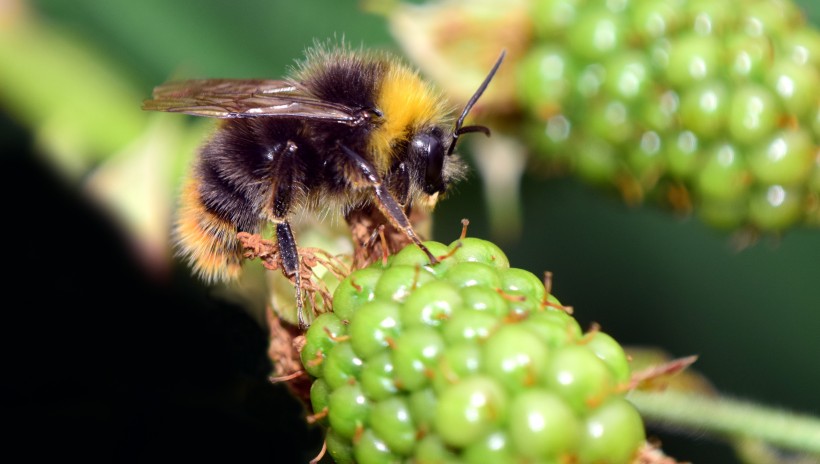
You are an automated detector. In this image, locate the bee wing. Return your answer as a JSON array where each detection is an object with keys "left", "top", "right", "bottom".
[{"left": 142, "top": 79, "right": 361, "bottom": 123}]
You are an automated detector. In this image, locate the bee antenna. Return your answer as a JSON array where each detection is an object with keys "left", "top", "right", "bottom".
[
  {"left": 447, "top": 49, "right": 506, "bottom": 156},
  {"left": 456, "top": 125, "right": 491, "bottom": 137}
]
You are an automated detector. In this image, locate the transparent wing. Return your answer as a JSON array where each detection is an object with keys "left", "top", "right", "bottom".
[{"left": 142, "top": 78, "right": 362, "bottom": 123}]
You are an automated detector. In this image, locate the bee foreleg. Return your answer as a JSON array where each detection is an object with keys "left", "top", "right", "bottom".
[
  {"left": 385, "top": 162, "right": 411, "bottom": 208},
  {"left": 339, "top": 144, "right": 438, "bottom": 264}
]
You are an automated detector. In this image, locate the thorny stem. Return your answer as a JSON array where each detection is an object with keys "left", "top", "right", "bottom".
[{"left": 627, "top": 390, "right": 820, "bottom": 455}]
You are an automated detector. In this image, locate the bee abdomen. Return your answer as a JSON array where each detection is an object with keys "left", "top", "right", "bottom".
[{"left": 174, "top": 179, "right": 245, "bottom": 282}]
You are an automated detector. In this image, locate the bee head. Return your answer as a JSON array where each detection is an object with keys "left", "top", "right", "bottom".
[{"left": 409, "top": 126, "right": 448, "bottom": 195}]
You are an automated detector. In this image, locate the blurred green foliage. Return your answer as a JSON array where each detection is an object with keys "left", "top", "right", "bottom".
[{"left": 2, "top": 0, "right": 819, "bottom": 462}]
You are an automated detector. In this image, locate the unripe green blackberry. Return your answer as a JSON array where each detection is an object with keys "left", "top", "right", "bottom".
[
  {"left": 519, "top": 0, "right": 820, "bottom": 233},
  {"left": 302, "top": 238, "right": 644, "bottom": 463}
]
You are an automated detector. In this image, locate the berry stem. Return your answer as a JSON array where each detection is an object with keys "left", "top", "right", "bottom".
[{"left": 627, "top": 390, "right": 820, "bottom": 455}]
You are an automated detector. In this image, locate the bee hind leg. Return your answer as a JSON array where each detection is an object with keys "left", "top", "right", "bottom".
[
  {"left": 268, "top": 140, "right": 308, "bottom": 328},
  {"left": 274, "top": 221, "right": 306, "bottom": 328}
]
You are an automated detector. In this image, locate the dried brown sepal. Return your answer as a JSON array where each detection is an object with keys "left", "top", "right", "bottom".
[
  {"left": 237, "top": 230, "right": 272, "bottom": 258},
  {"left": 300, "top": 247, "right": 352, "bottom": 282},
  {"left": 346, "top": 204, "right": 431, "bottom": 269},
  {"left": 239, "top": 232, "right": 349, "bottom": 318},
  {"left": 266, "top": 308, "right": 313, "bottom": 406}
]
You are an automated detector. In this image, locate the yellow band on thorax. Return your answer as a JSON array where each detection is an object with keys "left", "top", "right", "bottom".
[{"left": 370, "top": 61, "right": 447, "bottom": 173}]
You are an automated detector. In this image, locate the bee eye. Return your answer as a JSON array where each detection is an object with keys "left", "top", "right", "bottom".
[{"left": 411, "top": 132, "right": 446, "bottom": 195}]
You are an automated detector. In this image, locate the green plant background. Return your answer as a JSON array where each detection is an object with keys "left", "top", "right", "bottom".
[{"left": 3, "top": 0, "right": 819, "bottom": 462}]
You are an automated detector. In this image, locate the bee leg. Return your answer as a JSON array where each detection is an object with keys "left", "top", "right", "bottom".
[
  {"left": 390, "top": 162, "right": 419, "bottom": 217},
  {"left": 392, "top": 164, "right": 420, "bottom": 223},
  {"left": 270, "top": 140, "right": 306, "bottom": 328},
  {"left": 339, "top": 144, "right": 438, "bottom": 264},
  {"left": 388, "top": 162, "right": 412, "bottom": 208},
  {"left": 275, "top": 221, "right": 306, "bottom": 328}
]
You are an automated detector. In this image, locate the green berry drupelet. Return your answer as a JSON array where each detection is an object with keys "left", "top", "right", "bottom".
[
  {"left": 302, "top": 238, "right": 644, "bottom": 463},
  {"left": 520, "top": 0, "right": 820, "bottom": 232}
]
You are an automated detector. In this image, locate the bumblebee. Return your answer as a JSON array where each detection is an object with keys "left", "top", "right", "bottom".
[{"left": 143, "top": 45, "right": 504, "bottom": 326}]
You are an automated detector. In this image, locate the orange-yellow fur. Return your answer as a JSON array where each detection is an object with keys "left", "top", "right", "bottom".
[
  {"left": 370, "top": 60, "right": 449, "bottom": 173},
  {"left": 174, "top": 179, "right": 244, "bottom": 282}
]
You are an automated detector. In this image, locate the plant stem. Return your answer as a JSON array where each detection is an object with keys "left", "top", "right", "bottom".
[{"left": 628, "top": 390, "right": 820, "bottom": 455}]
